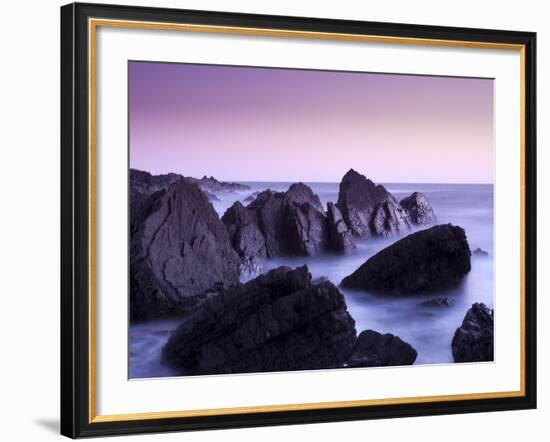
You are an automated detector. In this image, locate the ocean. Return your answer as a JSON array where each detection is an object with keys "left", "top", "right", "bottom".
[{"left": 129, "top": 182, "right": 494, "bottom": 378}]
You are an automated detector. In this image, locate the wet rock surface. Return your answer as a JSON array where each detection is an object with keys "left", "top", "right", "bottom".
[
  {"left": 452, "top": 303, "right": 494, "bottom": 362},
  {"left": 340, "top": 224, "right": 471, "bottom": 294}
]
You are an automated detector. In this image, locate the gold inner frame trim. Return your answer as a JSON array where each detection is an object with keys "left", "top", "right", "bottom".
[{"left": 88, "top": 18, "right": 527, "bottom": 424}]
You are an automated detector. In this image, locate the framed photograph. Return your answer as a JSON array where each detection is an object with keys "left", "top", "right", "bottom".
[{"left": 60, "top": 2, "right": 537, "bottom": 438}]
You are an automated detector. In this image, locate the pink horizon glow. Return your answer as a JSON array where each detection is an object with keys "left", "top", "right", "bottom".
[{"left": 129, "top": 62, "right": 494, "bottom": 184}]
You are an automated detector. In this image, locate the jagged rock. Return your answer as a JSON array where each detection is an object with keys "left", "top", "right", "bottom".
[
  {"left": 344, "top": 330, "right": 417, "bottom": 368},
  {"left": 221, "top": 201, "right": 266, "bottom": 274},
  {"left": 400, "top": 192, "right": 437, "bottom": 225},
  {"left": 473, "top": 247, "right": 489, "bottom": 257},
  {"left": 418, "top": 297, "right": 456, "bottom": 308},
  {"left": 162, "top": 266, "right": 357, "bottom": 375},
  {"left": 336, "top": 169, "right": 411, "bottom": 238},
  {"left": 224, "top": 183, "right": 331, "bottom": 262},
  {"left": 130, "top": 180, "right": 240, "bottom": 321},
  {"left": 243, "top": 191, "right": 260, "bottom": 203},
  {"left": 130, "top": 168, "right": 249, "bottom": 200},
  {"left": 341, "top": 224, "right": 471, "bottom": 294},
  {"left": 452, "top": 303, "right": 494, "bottom": 362},
  {"left": 327, "top": 202, "right": 356, "bottom": 253},
  {"left": 371, "top": 195, "right": 412, "bottom": 237}
]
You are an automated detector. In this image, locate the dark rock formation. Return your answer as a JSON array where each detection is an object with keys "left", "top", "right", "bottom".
[
  {"left": 336, "top": 169, "right": 411, "bottom": 238},
  {"left": 221, "top": 201, "right": 266, "bottom": 274},
  {"left": 130, "top": 180, "right": 240, "bottom": 321},
  {"left": 327, "top": 202, "right": 356, "bottom": 253},
  {"left": 344, "top": 330, "right": 417, "bottom": 368},
  {"left": 452, "top": 303, "right": 494, "bottom": 362},
  {"left": 400, "top": 192, "right": 437, "bottom": 225},
  {"left": 418, "top": 296, "right": 456, "bottom": 308},
  {"left": 196, "top": 175, "right": 250, "bottom": 192},
  {"left": 371, "top": 196, "right": 412, "bottom": 238},
  {"left": 473, "top": 247, "right": 489, "bottom": 257},
  {"left": 162, "top": 266, "right": 357, "bottom": 375},
  {"left": 340, "top": 224, "right": 471, "bottom": 294},
  {"left": 222, "top": 183, "right": 333, "bottom": 269},
  {"left": 130, "top": 168, "right": 249, "bottom": 199},
  {"left": 243, "top": 191, "right": 260, "bottom": 203}
]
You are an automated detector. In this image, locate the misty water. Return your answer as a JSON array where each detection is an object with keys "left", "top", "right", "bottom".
[{"left": 130, "top": 182, "right": 493, "bottom": 378}]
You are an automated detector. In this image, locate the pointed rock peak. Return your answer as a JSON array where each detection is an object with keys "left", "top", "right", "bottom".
[{"left": 285, "top": 182, "right": 323, "bottom": 211}]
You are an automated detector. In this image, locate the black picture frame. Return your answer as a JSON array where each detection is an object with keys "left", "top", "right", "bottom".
[{"left": 60, "top": 2, "right": 537, "bottom": 438}]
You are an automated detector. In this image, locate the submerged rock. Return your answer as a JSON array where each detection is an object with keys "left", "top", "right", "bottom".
[
  {"left": 336, "top": 169, "right": 411, "bottom": 238},
  {"left": 418, "top": 297, "right": 456, "bottom": 308},
  {"left": 340, "top": 224, "right": 471, "bottom": 294},
  {"left": 162, "top": 266, "right": 357, "bottom": 375},
  {"left": 452, "top": 303, "right": 494, "bottom": 362},
  {"left": 327, "top": 202, "right": 356, "bottom": 253},
  {"left": 473, "top": 247, "right": 489, "bottom": 257},
  {"left": 400, "top": 192, "right": 437, "bottom": 225},
  {"left": 344, "top": 330, "right": 417, "bottom": 368},
  {"left": 130, "top": 180, "right": 240, "bottom": 321}
]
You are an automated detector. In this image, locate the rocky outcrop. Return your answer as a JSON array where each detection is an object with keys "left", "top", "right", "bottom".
[
  {"left": 221, "top": 201, "right": 266, "bottom": 274},
  {"left": 400, "top": 192, "right": 437, "bottom": 225},
  {"left": 452, "top": 303, "right": 494, "bottom": 362},
  {"left": 327, "top": 202, "right": 356, "bottom": 253},
  {"left": 371, "top": 196, "right": 412, "bottom": 237},
  {"left": 223, "top": 183, "right": 343, "bottom": 271},
  {"left": 344, "top": 330, "right": 417, "bottom": 368},
  {"left": 418, "top": 297, "right": 456, "bottom": 308},
  {"left": 162, "top": 266, "right": 357, "bottom": 375},
  {"left": 336, "top": 169, "right": 411, "bottom": 238},
  {"left": 340, "top": 224, "right": 471, "bottom": 294},
  {"left": 130, "top": 180, "right": 240, "bottom": 321},
  {"left": 130, "top": 168, "right": 249, "bottom": 199}
]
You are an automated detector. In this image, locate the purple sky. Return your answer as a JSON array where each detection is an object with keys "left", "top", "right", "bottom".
[{"left": 129, "top": 61, "right": 494, "bottom": 184}]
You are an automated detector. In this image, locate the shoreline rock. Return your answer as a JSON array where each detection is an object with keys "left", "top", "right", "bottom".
[
  {"left": 400, "top": 192, "right": 437, "bottom": 225},
  {"left": 130, "top": 180, "right": 240, "bottom": 321},
  {"left": 344, "top": 330, "right": 417, "bottom": 368},
  {"left": 452, "top": 303, "right": 494, "bottom": 362},
  {"left": 162, "top": 265, "right": 418, "bottom": 375},
  {"left": 162, "top": 266, "right": 357, "bottom": 375},
  {"left": 340, "top": 224, "right": 471, "bottom": 294}
]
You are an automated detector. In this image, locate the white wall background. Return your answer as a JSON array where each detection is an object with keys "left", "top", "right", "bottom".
[{"left": 0, "top": 0, "right": 546, "bottom": 440}]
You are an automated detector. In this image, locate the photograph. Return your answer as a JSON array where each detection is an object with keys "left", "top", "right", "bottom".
[{"left": 128, "top": 61, "right": 495, "bottom": 379}]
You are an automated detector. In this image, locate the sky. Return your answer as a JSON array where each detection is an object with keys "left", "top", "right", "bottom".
[{"left": 129, "top": 61, "right": 494, "bottom": 184}]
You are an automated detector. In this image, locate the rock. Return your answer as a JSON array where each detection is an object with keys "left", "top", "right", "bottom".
[
  {"left": 344, "top": 330, "right": 417, "bottom": 368},
  {"left": 336, "top": 169, "right": 411, "bottom": 238},
  {"left": 473, "top": 247, "right": 489, "bottom": 257},
  {"left": 130, "top": 180, "right": 240, "bottom": 321},
  {"left": 371, "top": 195, "right": 412, "bottom": 237},
  {"left": 221, "top": 201, "right": 266, "bottom": 274},
  {"left": 162, "top": 266, "right": 357, "bottom": 375},
  {"left": 130, "top": 168, "right": 250, "bottom": 199},
  {"left": 243, "top": 191, "right": 260, "bottom": 203},
  {"left": 418, "top": 297, "right": 456, "bottom": 308},
  {"left": 224, "top": 183, "right": 331, "bottom": 261},
  {"left": 400, "top": 192, "right": 437, "bottom": 225},
  {"left": 327, "top": 202, "right": 356, "bottom": 253},
  {"left": 341, "top": 224, "right": 471, "bottom": 294},
  {"left": 452, "top": 303, "right": 494, "bottom": 362},
  {"left": 196, "top": 175, "right": 250, "bottom": 192}
]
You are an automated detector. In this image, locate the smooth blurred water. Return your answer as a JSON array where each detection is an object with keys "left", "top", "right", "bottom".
[{"left": 129, "top": 182, "right": 493, "bottom": 378}]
